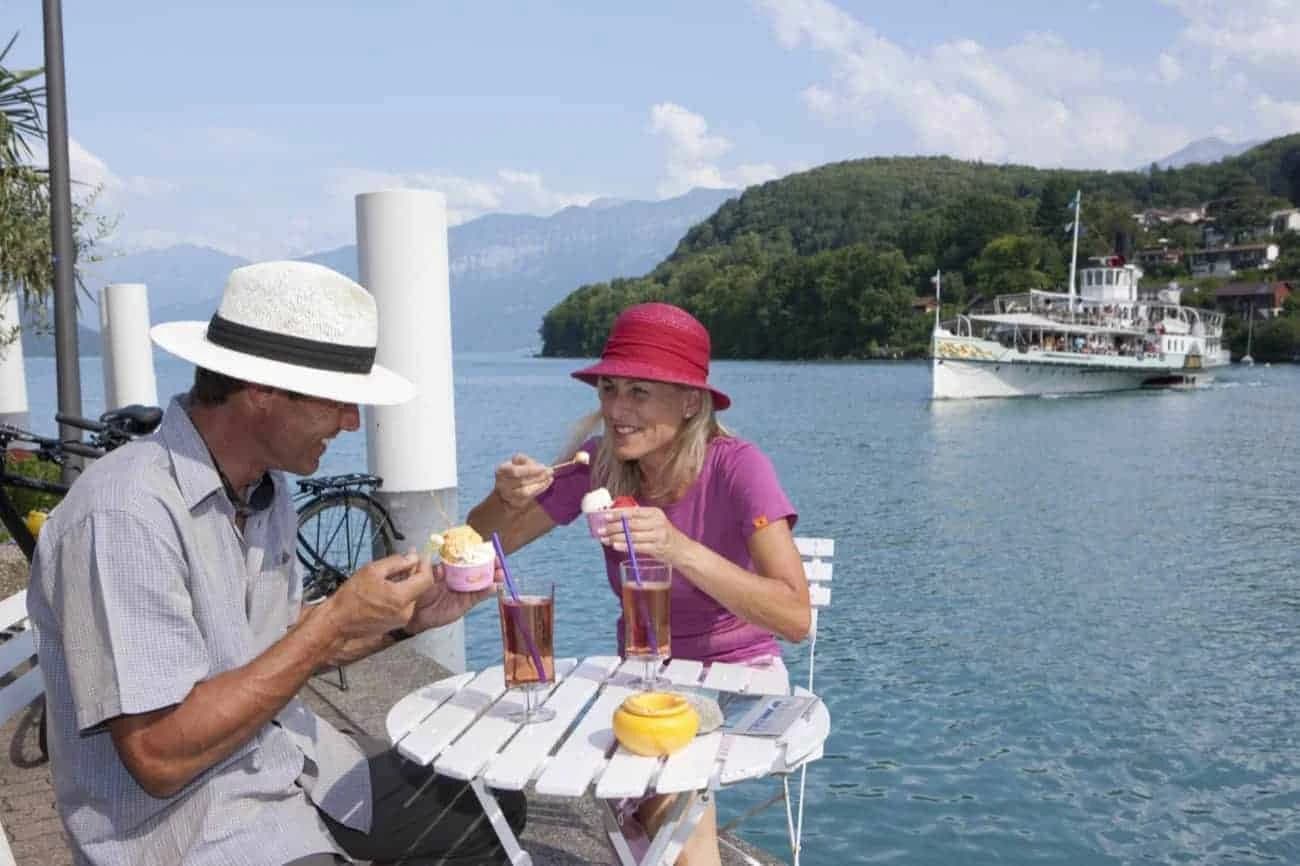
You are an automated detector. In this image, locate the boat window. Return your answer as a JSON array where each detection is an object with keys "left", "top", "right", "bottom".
[{"left": 1105, "top": 271, "right": 1114, "bottom": 285}]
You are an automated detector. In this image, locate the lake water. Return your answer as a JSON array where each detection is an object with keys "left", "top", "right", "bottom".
[{"left": 17, "top": 352, "right": 1300, "bottom": 865}]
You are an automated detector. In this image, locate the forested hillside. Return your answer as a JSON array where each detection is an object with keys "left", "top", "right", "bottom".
[{"left": 542, "top": 135, "right": 1300, "bottom": 360}]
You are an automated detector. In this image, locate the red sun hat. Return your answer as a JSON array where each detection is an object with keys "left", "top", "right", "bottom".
[{"left": 571, "top": 302, "right": 731, "bottom": 410}]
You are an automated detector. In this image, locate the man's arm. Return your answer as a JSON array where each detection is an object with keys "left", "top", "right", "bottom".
[{"left": 109, "top": 554, "right": 431, "bottom": 798}]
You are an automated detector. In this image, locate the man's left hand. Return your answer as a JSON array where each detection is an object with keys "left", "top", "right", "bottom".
[{"left": 404, "top": 558, "right": 500, "bottom": 634}]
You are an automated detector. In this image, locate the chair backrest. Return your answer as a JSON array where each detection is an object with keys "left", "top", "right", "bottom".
[
  {"left": 794, "top": 537, "right": 833, "bottom": 696},
  {"left": 0, "top": 590, "right": 44, "bottom": 729},
  {"left": 795, "top": 537, "right": 833, "bottom": 626}
]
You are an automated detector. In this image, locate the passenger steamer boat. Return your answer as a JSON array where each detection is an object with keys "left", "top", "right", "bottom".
[{"left": 930, "top": 193, "right": 1231, "bottom": 400}]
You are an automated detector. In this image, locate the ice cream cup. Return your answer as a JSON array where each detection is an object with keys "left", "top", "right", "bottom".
[
  {"left": 586, "top": 510, "right": 610, "bottom": 539},
  {"left": 443, "top": 559, "right": 495, "bottom": 592}
]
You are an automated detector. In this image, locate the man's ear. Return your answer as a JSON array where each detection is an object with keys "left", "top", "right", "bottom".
[{"left": 243, "top": 383, "right": 279, "bottom": 411}]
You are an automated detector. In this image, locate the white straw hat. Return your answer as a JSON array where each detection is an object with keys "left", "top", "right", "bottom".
[{"left": 151, "top": 260, "right": 416, "bottom": 406}]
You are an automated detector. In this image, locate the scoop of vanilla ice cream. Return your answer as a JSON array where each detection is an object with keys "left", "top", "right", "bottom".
[
  {"left": 581, "top": 487, "right": 613, "bottom": 513},
  {"left": 438, "top": 525, "right": 487, "bottom": 563}
]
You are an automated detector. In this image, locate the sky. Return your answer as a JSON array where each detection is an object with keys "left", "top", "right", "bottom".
[{"left": 4, "top": 0, "right": 1300, "bottom": 260}]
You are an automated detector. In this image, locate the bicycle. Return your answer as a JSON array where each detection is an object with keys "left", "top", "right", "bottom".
[
  {"left": 0, "top": 405, "right": 164, "bottom": 560},
  {"left": 294, "top": 473, "right": 404, "bottom": 690},
  {"left": 0, "top": 404, "right": 163, "bottom": 761}
]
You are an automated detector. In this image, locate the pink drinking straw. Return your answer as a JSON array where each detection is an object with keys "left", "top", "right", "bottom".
[
  {"left": 620, "top": 516, "right": 659, "bottom": 655},
  {"left": 490, "top": 532, "right": 548, "bottom": 682}
]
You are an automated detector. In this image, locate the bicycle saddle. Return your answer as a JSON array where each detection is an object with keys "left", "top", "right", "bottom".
[{"left": 100, "top": 404, "right": 164, "bottom": 435}]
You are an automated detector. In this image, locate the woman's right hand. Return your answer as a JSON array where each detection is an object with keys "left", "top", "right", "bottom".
[{"left": 494, "top": 453, "right": 553, "bottom": 511}]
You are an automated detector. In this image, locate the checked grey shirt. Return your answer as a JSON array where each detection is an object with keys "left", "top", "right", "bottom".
[{"left": 28, "top": 396, "right": 371, "bottom": 866}]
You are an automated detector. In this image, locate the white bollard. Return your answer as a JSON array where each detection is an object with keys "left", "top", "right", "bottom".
[
  {"left": 0, "top": 291, "right": 29, "bottom": 428},
  {"left": 100, "top": 283, "right": 159, "bottom": 410},
  {"left": 355, "top": 189, "right": 463, "bottom": 672}
]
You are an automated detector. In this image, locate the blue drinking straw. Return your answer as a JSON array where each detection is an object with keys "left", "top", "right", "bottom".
[
  {"left": 620, "top": 516, "right": 659, "bottom": 656},
  {"left": 490, "top": 532, "right": 548, "bottom": 682}
]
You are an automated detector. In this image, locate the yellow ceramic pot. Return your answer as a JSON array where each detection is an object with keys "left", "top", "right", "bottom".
[
  {"left": 24, "top": 510, "right": 48, "bottom": 538},
  {"left": 612, "top": 692, "right": 700, "bottom": 757}
]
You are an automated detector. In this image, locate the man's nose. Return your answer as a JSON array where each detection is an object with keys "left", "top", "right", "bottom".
[{"left": 341, "top": 403, "right": 361, "bottom": 431}]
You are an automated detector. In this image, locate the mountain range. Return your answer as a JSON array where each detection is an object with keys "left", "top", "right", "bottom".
[{"left": 19, "top": 186, "right": 737, "bottom": 357}]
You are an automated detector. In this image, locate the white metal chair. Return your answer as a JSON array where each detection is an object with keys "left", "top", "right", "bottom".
[
  {"left": 1, "top": 589, "right": 44, "bottom": 866},
  {"left": 718, "top": 535, "right": 833, "bottom": 866}
]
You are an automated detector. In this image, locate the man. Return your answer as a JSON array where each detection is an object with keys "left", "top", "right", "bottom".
[{"left": 27, "top": 261, "right": 525, "bottom": 865}]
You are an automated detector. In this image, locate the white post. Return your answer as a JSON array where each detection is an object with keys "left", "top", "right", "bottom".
[
  {"left": 355, "top": 189, "right": 464, "bottom": 672},
  {"left": 0, "top": 291, "right": 30, "bottom": 428},
  {"left": 100, "top": 283, "right": 159, "bottom": 410}
]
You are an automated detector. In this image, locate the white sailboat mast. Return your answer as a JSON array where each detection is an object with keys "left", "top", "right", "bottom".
[{"left": 1067, "top": 190, "right": 1081, "bottom": 315}]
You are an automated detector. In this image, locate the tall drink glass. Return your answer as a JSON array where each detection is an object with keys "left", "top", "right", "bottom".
[
  {"left": 497, "top": 580, "right": 556, "bottom": 724},
  {"left": 619, "top": 558, "right": 672, "bottom": 690}
]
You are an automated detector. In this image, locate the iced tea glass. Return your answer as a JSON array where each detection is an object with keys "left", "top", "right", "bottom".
[
  {"left": 619, "top": 558, "right": 672, "bottom": 690},
  {"left": 497, "top": 580, "right": 557, "bottom": 724}
]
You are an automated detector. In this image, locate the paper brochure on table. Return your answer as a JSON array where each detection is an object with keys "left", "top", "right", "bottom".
[{"left": 716, "top": 692, "right": 820, "bottom": 738}]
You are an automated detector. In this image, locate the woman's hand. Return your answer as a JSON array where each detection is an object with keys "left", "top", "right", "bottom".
[
  {"left": 494, "top": 453, "right": 553, "bottom": 511},
  {"left": 599, "top": 506, "right": 686, "bottom": 564}
]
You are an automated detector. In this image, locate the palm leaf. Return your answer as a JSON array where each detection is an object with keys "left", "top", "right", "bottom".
[{"left": 0, "top": 32, "right": 46, "bottom": 167}]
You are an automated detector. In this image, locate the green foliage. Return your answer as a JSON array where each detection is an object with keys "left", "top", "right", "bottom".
[
  {"left": 542, "top": 137, "right": 1300, "bottom": 360},
  {"left": 0, "top": 32, "right": 114, "bottom": 356},
  {"left": 0, "top": 456, "right": 61, "bottom": 543}
]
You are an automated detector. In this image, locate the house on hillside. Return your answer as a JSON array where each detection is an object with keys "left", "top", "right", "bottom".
[
  {"left": 1271, "top": 208, "right": 1300, "bottom": 235},
  {"left": 1214, "top": 281, "right": 1292, "bottom": 318},
  {"left": 911, "top": 296, "right": 939, "bottom": 315},
  {"left": 1134, "top": 205, "right": 1207, "bottom": 229},
  {"left": 1187, "top": 243, "right": 1279, "bottom": 277},
  {"left": 1135, "top": 246, "right": 1183, "bottom": 268}
]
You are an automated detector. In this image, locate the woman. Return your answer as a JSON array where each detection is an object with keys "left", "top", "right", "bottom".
[{"left": 468, "top": 302, "right": 810, "bottom": 866}]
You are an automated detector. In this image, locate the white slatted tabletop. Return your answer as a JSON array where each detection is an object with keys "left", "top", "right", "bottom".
[{"left": 385, "top": 655, "right": 830, "bottom": 803}]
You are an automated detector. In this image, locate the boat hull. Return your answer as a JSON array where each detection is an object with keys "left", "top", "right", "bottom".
[{"left": 931, "top": 355, "right": 1215, "bottom": 399}]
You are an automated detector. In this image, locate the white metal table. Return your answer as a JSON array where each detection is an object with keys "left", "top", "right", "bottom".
[{"left": 385, "top": 655, "right": 830, "bottom": 866}]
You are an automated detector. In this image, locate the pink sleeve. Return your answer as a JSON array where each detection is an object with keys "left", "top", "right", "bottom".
[
  {"left": 535, "top": 437, "right": 599, "bottom": 526},
  {"left": 725, "top": 441, "right": 798, "bottom": 539}
]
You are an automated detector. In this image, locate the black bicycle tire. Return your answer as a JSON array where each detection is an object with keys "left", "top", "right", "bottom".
[{"left": 295, "top": 493, "right": 397, "bottom": 599}]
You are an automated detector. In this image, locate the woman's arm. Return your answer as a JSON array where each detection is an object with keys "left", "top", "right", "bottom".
[
  {"left": 606, "top": 513, "right": 811, "bottom": 642},
  {"left": 466, "top": 454, "right": 558, "bottom": 554}
]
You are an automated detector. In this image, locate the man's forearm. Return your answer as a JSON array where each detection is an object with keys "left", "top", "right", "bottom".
[{"left": 112, "top": 602, "right": 347, "bottom": 797}]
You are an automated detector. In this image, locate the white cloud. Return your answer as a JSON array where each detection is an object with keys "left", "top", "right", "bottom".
[
  {"left": 1157, "top": 52, "right": 1182, "bottom": 84},
  {"left": 649, "top": 102, "right": 791, "bottom": 196},
  {"left": 1254, "top": 94, "right": 1300, "bottom": 137},
  {"left": 754, "top": 0, "right": 1190, "bottom": 169},
  {"left": 1162, "top": 0, "right": 1300, "bottom": 69}
]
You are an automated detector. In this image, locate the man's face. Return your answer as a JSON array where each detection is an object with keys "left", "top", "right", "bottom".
[{"left": 262, "top": 389, "right": 361, "bottom": 476}]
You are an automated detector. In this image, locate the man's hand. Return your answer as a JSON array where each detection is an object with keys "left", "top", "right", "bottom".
[
  {"left": 405, "top": 561, "right": 502, "bottom": 634},
  {"left": 494, "top": 453, "right": 553, "bottom": 511},
  {"left": 323, "top": 552, "right": 435, "bottom": 641}
]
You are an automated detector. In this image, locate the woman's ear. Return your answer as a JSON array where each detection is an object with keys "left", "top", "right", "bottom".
[{"left": 683, "top": 390, "right": 703, "bottom": 420}]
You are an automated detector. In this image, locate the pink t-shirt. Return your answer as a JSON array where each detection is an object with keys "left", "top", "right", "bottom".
[{"left": 536, "top": 435, "right": 797, "bottom": 663}]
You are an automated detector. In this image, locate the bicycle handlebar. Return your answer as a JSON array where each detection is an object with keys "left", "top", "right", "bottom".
[{"left": 55, "top": 412, "right": 106, "bottom": 433}]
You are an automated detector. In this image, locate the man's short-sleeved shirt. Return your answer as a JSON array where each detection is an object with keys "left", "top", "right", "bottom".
[
  {"left": 536, "top": 435, "right": 797, "bottom": 662},
  {"left": 27, "top": 396, "right": 370, "bottom": 866}
]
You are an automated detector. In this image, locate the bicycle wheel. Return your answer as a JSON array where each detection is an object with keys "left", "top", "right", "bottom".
[{"left": 296, "top": 493, "right": 397, "bottom": 602}]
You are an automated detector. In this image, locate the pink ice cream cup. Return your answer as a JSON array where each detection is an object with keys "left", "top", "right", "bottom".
[
  {"left": 443, "top": 558, "right": 496, "bottom": 592},
  {"left": 586, "top": 510, "right": 610, "bottom": 540}
]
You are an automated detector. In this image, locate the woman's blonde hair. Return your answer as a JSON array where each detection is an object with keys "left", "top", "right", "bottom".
[{"left": 559, "top": 384, "right": 731, "bottom": 503}]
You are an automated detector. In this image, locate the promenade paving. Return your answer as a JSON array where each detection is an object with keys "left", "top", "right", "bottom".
[{"left": 0, "top": 640, "right": 783, "bottom": 865}]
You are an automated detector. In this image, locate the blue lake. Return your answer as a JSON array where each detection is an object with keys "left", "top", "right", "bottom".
[{"left": 18, "top": 352, "right": 1300, "bottom": 865}]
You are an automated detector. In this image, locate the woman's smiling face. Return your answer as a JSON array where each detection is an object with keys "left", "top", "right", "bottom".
[{"left": 597, "top": 376, "right": 699, "bottom": 466}]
